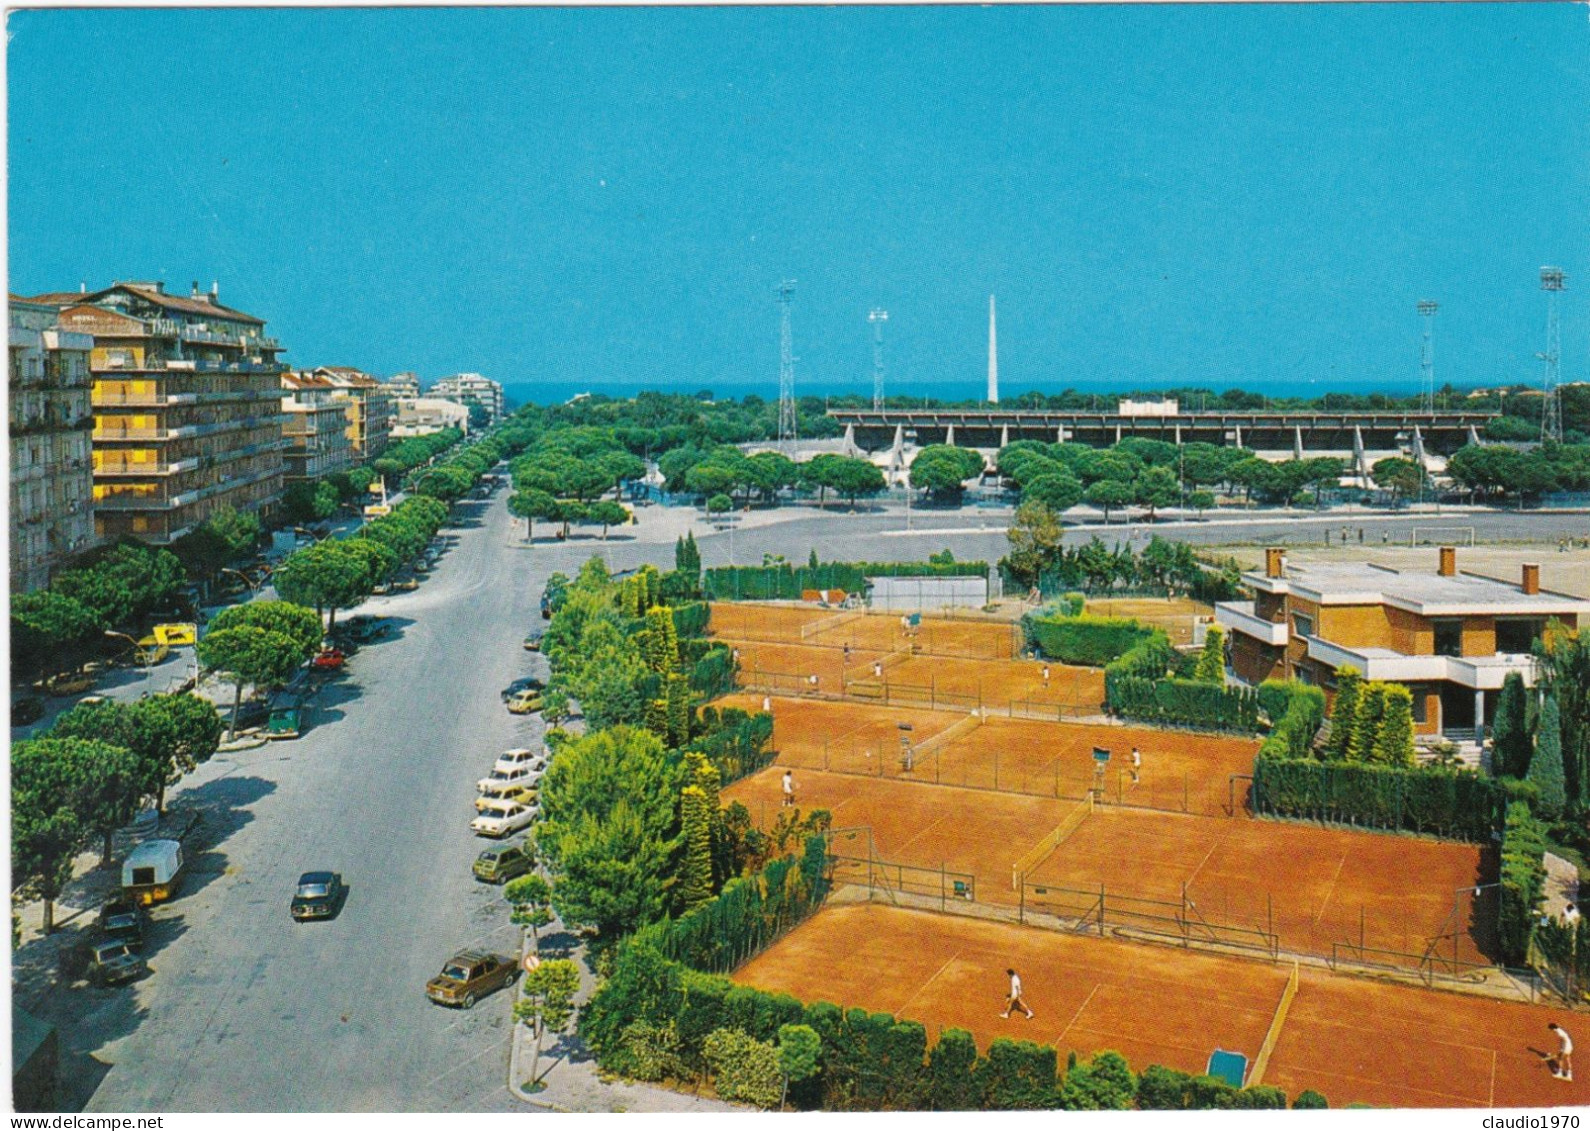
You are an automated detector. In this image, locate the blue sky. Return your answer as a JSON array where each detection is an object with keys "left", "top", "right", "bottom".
[{"left": 8, "top": 5, "right": 1587, "bottom": 399}]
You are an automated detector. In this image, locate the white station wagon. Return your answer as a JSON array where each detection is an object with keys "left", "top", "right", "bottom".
[{"left": 492, "top": 747, "right": 545, "bottom": 776}]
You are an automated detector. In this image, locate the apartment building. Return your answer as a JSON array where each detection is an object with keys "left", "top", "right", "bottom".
[
  {"left": 310, "top": 366, "right": 393, "bottom": 460},
  {"left": 391, "top": 397, "right": 470, "bottom": 439},
  {"left": 31, "top": 282, "right": 287, "bottom": 546},
  {"left": 281, "top": 371, "right": 356, "bottom": 481},
  {"left": 430, "top": 373, "right": 504, "bottom": 424},
  {"left": 384, "top": 371, "right": 421, "bottom": 400},
  {"left": 1217, "top": 546, "right": 1590, "bottom": 738},
  {"left": 8, "top": 298, "right": 97, "bottom": 591}
]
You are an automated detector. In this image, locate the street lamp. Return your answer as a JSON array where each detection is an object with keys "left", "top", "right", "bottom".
[{"left": 105, "top": 630, "right": 153, "bottom": 694}]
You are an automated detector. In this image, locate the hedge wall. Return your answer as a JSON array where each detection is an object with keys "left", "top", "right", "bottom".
[
  {"left": 1106, "top": 675, "right": 1262, "bottom": 733},
  {"left": 1534, "top": 914, "right": 1590, "bottom": 987},
  {"left": 1498, "top": 801, "right": 1549, "bottom": 966},
  {"left": 689, "top": 644, "right": 737, "bottom": 698},
  {"left": 1025, "top": 614, "right": 1155, "bottom": 666},
  {"left": 672, "top": 601, "right": 710, "bottom": 640},
  {"left": 1251, "top": 755, "right": 1507, "bottom": 841},
  {"left": 704, "top": 560, "right": 988, "bottom": 601},
  {"left": 689, "top": 706, "right": 775, "bottom": 785},
  {"left": 1256, "top": 681, "right": 1327, "bottom": 759}
]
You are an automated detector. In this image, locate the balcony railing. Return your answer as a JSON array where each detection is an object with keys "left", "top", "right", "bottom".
[
  {"left": 1214, "top": 601, "right": 1290, "bottom": 647},
  {"left": 1301, "top": 635, "right": 1537, "bottom": 690}
]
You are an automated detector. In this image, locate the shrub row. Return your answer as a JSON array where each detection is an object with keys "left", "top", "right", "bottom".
[
  {"left": 689, "top": 645, "right": 737, "bottom": 699},
  {"left": 688, "top": 706, "right": 776, "bottom": 787},
  {"left": 1251, "top": 755, "right": 1507, "bottom": 842},
  {"left": 704, "top": 560, "right": 988, "bottom": 602},
  {"left": 1498, "top": 801, "right": 1549, "bottom": 966},
  {"left": 671, "top": 601, "right": 711, "bottom": 640},
  {"left": 1106, "top": 675, "right": 1262, "bottom": 733},
  {"left": 1256, "top": 681, "right": 1327, "bottom": 759},
  {"left": 1024, "top": 613, "right": 1154, "bottom": 667}
]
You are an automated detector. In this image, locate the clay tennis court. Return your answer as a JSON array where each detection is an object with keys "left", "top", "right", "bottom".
[
  {"left": 718, "top": 693, "right": 1253, "bottom": 813},
  {"left": 709, "top": 601, "right": 1021, "bottom": 660},
  {"left": 867, "top": 654, "right": 1105, "bottom": 713},
  {"left": 1084, "top": 596, "right": 1214, "bottom": 647},
  {"left": 1022, "top": 806, "right": 1492, "bottom": 965},
  {"left": 734, "top": 903, "right": 1586, "bottom": 1108},
  {"left": 722, "top": 767, "right": 1493, "bottom": 967}
]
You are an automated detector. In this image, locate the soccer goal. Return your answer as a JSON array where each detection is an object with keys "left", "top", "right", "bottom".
[{"left": 1409, "top": 526, "right": 1476, "bottom": 547}]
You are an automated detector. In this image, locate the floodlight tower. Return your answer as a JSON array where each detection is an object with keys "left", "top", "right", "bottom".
[
  {"left": 776, "top": 280, "right": 798, "bottom": 454},
  {"left": 1417, "top": 300, "right": 1439, "bottom": 415},
  {"left": 868, "top": 309, "right": 888, "bottom": 411},
  {"left": 1539, "top": 267, "right": 1567, "bottom": 446}
]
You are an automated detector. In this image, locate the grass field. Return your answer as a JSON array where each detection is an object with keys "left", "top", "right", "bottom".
[{"left": 734, "top": 903, "right": 1586, "bottom": 1108}]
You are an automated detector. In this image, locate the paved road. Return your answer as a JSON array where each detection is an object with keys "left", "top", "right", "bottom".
[{"left": 81, "top": 486, "right": 556, "bottom": 1112}]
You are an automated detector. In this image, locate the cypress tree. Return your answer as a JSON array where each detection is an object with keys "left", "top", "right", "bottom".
[
  {"left": 642, "top": 564, "right": 661, "bottom": 610},
  {"left": 644, "top": 606, "right": 679, "bottom": 673},
  {"left": 679, "top": 784, "right": 713, "bottom": 908},
  {"left": 666, "top": 674, "right": 692, "bottom": 746},
  {"left": 1530, "top": 695, "right": 1567, "bottom": 821},
  {"left": 1194, "top": 626, "right": 1225, "bottom": 683},
  {"left": 1372, "top": 684, "right": 1416, "bottom": 767},
  {"left": 1492, "top": 672, "right": 1531, "bottom": 778},
  {"left": 1347, "top": 682, "right": 1386, "bottom": 763},
  {"left": 644, "top": 696, "right": 669, "bottom": 738},
  {"left": 1324, "top": 668, "right": 1362, "bottom": 760}
]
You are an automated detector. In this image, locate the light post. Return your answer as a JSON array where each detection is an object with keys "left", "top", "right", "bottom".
[{"left": 105, "top": 630, "right": 153, "bottom": 695}]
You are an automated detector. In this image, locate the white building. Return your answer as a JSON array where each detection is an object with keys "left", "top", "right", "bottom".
[{"left": 430, "top": 373, "right": 504, "bottom": 424}]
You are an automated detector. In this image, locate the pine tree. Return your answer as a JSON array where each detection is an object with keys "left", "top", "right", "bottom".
[
  {"left": 679, "top": 784, "right": 713, "bottom": 909},
  {"left": 1194, "top": 626, "right": 1225, "bottom": 683},
  {"left": 1530, "top": 694, "right": 1567, "bottom": 820},
  {"left": 644, "top": 696, "right": 669, "bottom": 738},
  {"left": 685, "top": 751, "right": 725, "bottom": 886},
  {"left": 1347, "top": 682, "right": 1386, "bottom": 763},
  {"left": 808, "top": 548, "right": 819, "bottom": 570},
  {"left": 666, "top": 674, "right": 692, "bottom": 747},
  {"left": 676, "top": 531, "right": 702, "bottom": 575},
  {"left": 1324, "top": 668, "right": 1362, "bottom": 760},
  {"left": 643, "top": 606, "right": 679, "bottom": 673},
  {"left": 1492, "top": 672, "right": 1530, "bottom": 778},
  {"left": 1372, "top": 684, "right": 1416, "bottom": 767}
]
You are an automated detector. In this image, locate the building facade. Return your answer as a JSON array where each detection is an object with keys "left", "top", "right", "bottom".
[
  {"left": 312, "top": 367, "right": 393, "bottom": 460},
  {"left": 1217, "top": 547, "right": 1590, "bottom": 738},
  {"left": 9, "top": 299, "right": 97, "bottom": 591},
  {"left": 391, "top": 396, "right": 470, "bottom": 439},
  {"left": 282, "top": 371, "right": 356, "bottom": 481},
  {"left": 430, "top": 373, "right": 504, "bottom": 424},
  {"left": 384, "top": 371, "right": 421, "bottom": 400},
  {"left": 33, "top": 282, "right": 288, "bottom": 546}
]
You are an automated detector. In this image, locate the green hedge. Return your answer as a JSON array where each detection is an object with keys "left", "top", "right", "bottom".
[
  {"left": 689, "top": 706, "right": 775, "bottom": 785},
  {"left": 1252, "top": 755, "right": 1507, "bottom": 841},
  {"left": 1106, "top": 675, "right": 1262, "bottom": 733},
  {"left": 1498, "top": 801, "right": 1548, "bottom": 965},
  {"left": 672, "top": 601, "right": 710, "bottom": 639},
  {"left": 704, "top": 560, "right": 988, "bottom": 602},
  {"left": 1025, "top": 614, "right": 1155, "bottom": 666},
  {"left": 1257, "top": 681, "right": 1327, "bottom": 759},
  {"left": 689, "top": 644, "right": 737, "bottom": 698},
  {"left": 1534, "top": 914, "right": 1590, "bottom": 986}
]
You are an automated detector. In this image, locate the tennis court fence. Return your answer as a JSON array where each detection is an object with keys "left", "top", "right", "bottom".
[{"left": 1018, "top": 879, "right": 1282, "bottom": 960}]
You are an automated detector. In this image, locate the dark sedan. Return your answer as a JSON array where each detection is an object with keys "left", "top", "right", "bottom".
[{"left": 289, "top": 871, "right": 346, "bottom": 921}]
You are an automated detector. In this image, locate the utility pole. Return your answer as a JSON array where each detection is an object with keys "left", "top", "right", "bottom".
[
  {"left": 869, "top": 309, "right": 888, "bottom": 411},
  {"left": 1417, "top": 300, "right": 1438, "bottom": 416},
  {"left": 776, "top": 280, "right": 798, "bottom": 455},
  {"left": 1539, "top": 267, "right": 1566, "bottom": 446}
]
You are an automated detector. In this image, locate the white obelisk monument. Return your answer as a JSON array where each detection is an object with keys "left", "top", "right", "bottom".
[{"left": 987, "top": 295, "right": 999, "bottom": 405}]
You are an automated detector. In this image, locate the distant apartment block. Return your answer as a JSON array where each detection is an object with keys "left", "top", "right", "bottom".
[
  {"left": 383, "top": 371, "right": 421, "bottom": 400},
  {"left": 281, "top": 371, "right": 356, "bottom": 481},
  {"left": 8, "top": 298, "right": 97, "bottom": 591},
  {"left": 309, "top": 366, "right": 393, "bottom": 460},
  {"left": 29, "top": 282, "right": 287, "bottom": 546},
  {"left": 430, "top": 373, "right": 504, "bottom": 424},
  {"left": 1217, "top": 547, "right": 1590, "bottom": 739},
  {"left": 392, "top": 396, "right": 470, "bottom": 439}
]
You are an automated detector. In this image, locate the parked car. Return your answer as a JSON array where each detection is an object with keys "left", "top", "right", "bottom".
[
  {"left": 337, "top": 617, "right": 390, "bottom": 644},
  {"left": 475, "top": 782, "right": 538, "bottom": 812},
  {"left": 425, "top": 950, "right": 517, "bottom": 1008},
  {"left": 69, "top": 938, "right": 149, "bottom": 987},
  {"left": 266, "top": 706, "right": 304, "bottom": 740},
  {"left": 371, "top": 582, "right": 392, "bottom": 596},
  {"left": 11, "top": 695, "right": 45, "bottom": 727},
  {"left": 310, "top": 648, "right": 346, "bottom": 671},
  {"left": 473, "top": 841, "right": 534, "bottom": 884},
  {"left": 97, "top": 899, "right": 151, "bottom": 952},
  {"left": 500, "top": 677, "right": 545, "bottom": 703},
  {"left": 471, "top": 799, "right": 536, "bottom": 838},
  {"left": 493, "top": 747, "right": 544, "bottom": 775},
  {"left": 44, "top": 672, "right": 94, "bottom": 697},
  {"left": 394, "top": 576, "right": 420, "bottom": 591},
  {"left": 289, "top": 872, "right": 346, "bottom": 921},
  {"left": 522, "top": 634, "right": 541, "bottom": 652},
  {"left": 478, "top": 764, "right": 537, "bottom": 793},
  {"left": 505, "top": 689, "right": 544, "bottom": 716}
]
